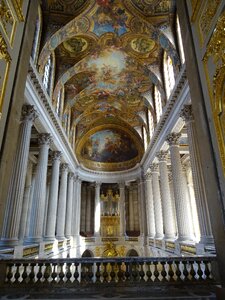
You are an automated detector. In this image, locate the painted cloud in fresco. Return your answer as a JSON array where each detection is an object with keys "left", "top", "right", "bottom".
[{"left": 81, "top": 129, "right": 138, "bottom": 163}]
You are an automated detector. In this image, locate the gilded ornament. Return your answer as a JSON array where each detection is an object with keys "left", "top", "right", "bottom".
[
  {"left": 0, "top": 0, "right": 13, "bottom": 31},
  {"left": 0, "top": 32, "right": 11, "bottom": 62},
  {"left": 11, "top": 0, "right": 24, "bottom": 22}
]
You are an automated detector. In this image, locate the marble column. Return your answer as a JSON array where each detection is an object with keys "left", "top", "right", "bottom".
[
  {"left": 18, "top": 160, "right": 33, "bottom": 242},
  {"left": 56, "top": 163, "right": 69, "bottom": 239},
  {"left": 166, "top": 132, "right": 192, "bottom": 241},
  {"left": 86, "top": 186, "right": 92, "bottom": 233},
  {"left": 144, "top": 172, "right": 155, "bottom": 238},
  {"left": 0, "top": 105, "right": 38, "bottom": 246},
  {"left": 75, "top": 178, "right": 82, "bottom": 236},
  {"left": 150, "top": 164, "right": 164, "bottom": 239},
  {"left": 80, "top": 184, "right": 87, "bottom": 233},
  {"left": 119, "top": 182, "right": 126, "bottom": 236},
  {"left": 180, "top": 105, "right": 214, "bottom": 245},
  {"left": 44, "top": 151, "right": 62, "bottom": 240},
  {"left": 128, "top": 186, "right": 135, "bottom": 232},
  {"left": 138, "top": 178, "right": 147, "bottom": 236},
  {"left": 28, "top": 133, "right": 52, "bottom": 243},
  {"left": 65, "top": 172, "right": 74, "bottom": 238},
  {"left": 94, "top": 182, "right": 101, "bottom": 236},
  {"left": 157, "top": 151, "right": 176, "bottom": 240}
]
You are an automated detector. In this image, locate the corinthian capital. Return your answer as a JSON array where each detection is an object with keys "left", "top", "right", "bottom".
[
  {"left": 61, "top": 163, "right": 69, "bottom": 172},
  {"left": 180, "top": 105, "right": 194, "bottom": 122},
  {"left": 21, "top": 105, "right": 38, "bottom": 123},
  {"left": 38, "top": 133, "right": 52, "bottom": 146},
  {"left": 166, "top": 133, "right": 181, "bottom": 146},
  {"left": 149, "top": 163, "right": 159, "bottom": 173},
  {"left": 157, "top": 150, "right": 168, "bottom": 162},
  {"left": 51, "top": 151, "right": 62, "bottom": 162}
]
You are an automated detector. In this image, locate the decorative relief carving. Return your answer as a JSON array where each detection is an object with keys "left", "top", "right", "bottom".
[
  {"left": 51, "top": 150, "right": 62, "bottom": 162},
  {"left": 0, "top": 31, "right": 11, "bottom": 118},
  {"left": 149, "top": 163, "right": 158, "bottom": 173},
  {"left": 199, "top": 0, "right": 220, "bottom": 40},
  {"left": 38, "top": 133, "right": 52, "bottom": 146},
  {"left": 61, "top": 163, "right": 69, "bottom": 172},
  {"left": 21, "top": 104, "right": 38, "bottom": 123},
  {"left": 157, "top": 150, "right": 168, "bottom": 162},
  {"left": 203, "top": 13, "right": 225, "bottom": 175},
  {"left": 0, "top": 0, "right": 16, "bottom": 46}
]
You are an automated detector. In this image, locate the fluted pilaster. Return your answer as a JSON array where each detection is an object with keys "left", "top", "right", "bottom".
[
  {"left": 157, "top": 151, "right": 176, "bottom": 240},
  {"left": 128, "top": 185, "right": 135, "bottom": 232},
  {"left": 56, "top": 163, "right": 69, "bottom": 239},
  {"left": 181, "top": 105, "right": 213, "bottom": 244},
  {"left": 1, "top": 106, "right": 38, "bottom": 246},
  {"left": 85, "top": 186, "right": 92, "bottom": 233},
  {"left": 144, "top": 172, "right": 155, "bottom": 238},
  {"left": 150, "top": 164, "right": 164, "bottom": 239},
  {"left": 166, "top": 132, "right": 192, "bottom": 241},
  {"left": 138, "top": 178, "right": 147, "bottom": 236}
]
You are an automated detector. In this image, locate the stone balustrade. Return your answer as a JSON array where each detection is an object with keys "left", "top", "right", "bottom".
[{"left": 0, "top": 256, "right": 217, "bottom": 286}]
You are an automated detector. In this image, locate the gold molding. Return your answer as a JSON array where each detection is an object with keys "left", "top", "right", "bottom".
[
  {"left": 0, "top": 32, "right": 11, "bottom": 119},
  {"left": 0, "top": 0, "right": 17, "bottom": 46},
  {"left": 190, "top": 0, "right": 202, "bottom": 22},
  {"left": 203, "top": 13, "right": 225, "bottom": 175},
  {"left": 11, "top": 0, "right": 24, "bottom": 22}
]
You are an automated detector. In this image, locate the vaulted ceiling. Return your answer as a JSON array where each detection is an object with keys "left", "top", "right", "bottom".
[{"left": 39, "top": 0, "right": 179, "bottom": 171}]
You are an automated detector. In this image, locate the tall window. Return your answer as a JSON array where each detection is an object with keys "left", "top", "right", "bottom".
[
  {"left": 43, "top": 55, "right": 52, "bottom": 95},
  {"left": 154, "top": 86, "right": 162, "bottom": 122},
  {"left": 176, "top": 15, "right": 185, "bottom": 64},
  {"left": 164, "top": 51, "right": 175, "bottom": 99},
  {"left": 148, "top": 109, "right": 154, "bottom": 138},
  {"left": 56, "top": 89, "right": 62, "bottom": 117}
]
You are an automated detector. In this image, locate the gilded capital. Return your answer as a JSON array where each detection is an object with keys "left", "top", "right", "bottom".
[
  {"left": 157, "top": 150, "right": 168, "bottom": 162},
  {"left": 51, "top": 151, "right": 62, "bottom": 162},
  {"left": 21, "top": 105, "right": 38, "bottom": 123},
  {"left": 166, "top": 133, "right": 181, "bottom": 146},
  {"left": 180, "top": 105, "right": 194, "bottom": 122},
  {"left": 38, "top": 133, "right": 52, "bottom": 146}
]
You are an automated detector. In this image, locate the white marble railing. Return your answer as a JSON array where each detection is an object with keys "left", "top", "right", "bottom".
[{"left": 0, "top": 256, "right": 218, "bottom": 286}]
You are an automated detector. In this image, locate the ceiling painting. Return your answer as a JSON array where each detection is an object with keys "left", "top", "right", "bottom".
[
  {"left": 39, "top": 0, "right": 179, "bottom": 172},
  {"left": 76, "top": 125, "right": 144, "bottom": 171}
]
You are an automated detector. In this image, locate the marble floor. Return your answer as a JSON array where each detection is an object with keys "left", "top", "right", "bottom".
[{"left": 0, "top": 285, "right": 217, "bottom": 300}]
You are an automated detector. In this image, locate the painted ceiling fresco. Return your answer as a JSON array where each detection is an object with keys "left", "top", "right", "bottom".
[{"left": 40, "top": 0, "right": 177, "bottom": 171}]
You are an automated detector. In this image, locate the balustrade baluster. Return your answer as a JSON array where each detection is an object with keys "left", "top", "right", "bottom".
[
  {"left": 125, "top": 262, "right": 130, "bottom": 282},
  {"left": 73, "top": 262, "right": 79, "bottom": 284},
  {"left": 139, "top": 262, "right": 145, "bottom": 282},
  {"left": 80, "top": 264, "right": 86, "bottom": 283},
  {"left": 182, "top": 261, "right": 189, "bottom": 281},
  {"left": 196, "top": 260, "right": 203, "bottom": 280},
  {"left": 204, "top": 261, "right": 211, "bottom": 280},
  {"left": 153, "top": 261, "right": 160, "bottom": 282},
  {"left": 103, "top": 262, "right": 108, "bottom": 283},
  {"left": 14, "top": 263, "right": 21, "bottom": 283},
  {"left": 167, "top": 261, "right": 175, "bottom": 282},
  {"left": 175, "top": 261, "right": 182, "bottom": 281},
  {"left": 6, "top": 263, "right": 13, "bottom": 283},
  {"left": 65, "top": 262, "right": 72, "bottom": 283},
  {"left": 51, "top": 263, "right": 57, "bottom": 283},
  {"left": 36, "top": 263, "right": 43, "bottom": 283},
  {"left": 21, "top": 263, "right": 28, "bottom": 283},
  {"left": 44, "top": 263, "right": 51, "bottom": 283},
  {"left": 29, "top": 263, "right": 36, "bottom": 283},
  {"left": 161, "top": 261, "right": 167, "bottom": 282},
  {"left": 110, "top": 262, "right": 116, "bottom": 283},
  {"left": 131, "top": 262, "right": 139, "bottom": 282},
  {"left": 190, "top": 261, "right": 196, "bottom": 281},
  {"left": 95, "top": 262, "right": 101, "bottom": 283},
  {"left": 117, "top": 262, "right": 124, "bottom": 282},
  {"left": 58, "top": 263, "right": 65, "bottom": 283},
  {"left": 87, "top": 263, "right": 94, "bottom": 283},
  {"left": 146, "top": 262, "right": 152, "bottom": 282}
]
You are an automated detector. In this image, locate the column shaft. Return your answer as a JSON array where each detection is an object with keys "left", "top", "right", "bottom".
[
  {"left": 1, "top": 106, "right": 37, "bottom": 246},
  {"left": 56, "top": 163, "right": 69, "bottom": 239},
  {"left": 94, "top": 182, "right": 101, "bottom": 236},
  {"left": 65, "top": 173, "right": 74, "bottom": 238},
  {"left": 119, "top": 182, "right": 126, "bottom": 236},
  {"left": 129, "top": 186, "right": 134, "bottom": 232},
  {"left": 145, "top": 173, "right": 155, "bottom": 238}
]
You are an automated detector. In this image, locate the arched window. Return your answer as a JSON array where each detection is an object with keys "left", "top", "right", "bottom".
[
  {"left": 154, "top": 85, "right": 162, "bottom": 122},
  {"left": 31, "top": 6, "right": 42, "bottom": 64},
  {"left": 163, "top": 51, "right": 175, "bottom": 99},
  {"left": 43, "top": 55, "right": 52, "bottom": 95},
  {"left": 176, "top": 15, "right": 185, "bottom": 64}
]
